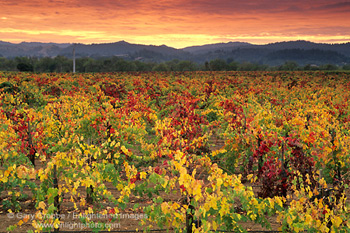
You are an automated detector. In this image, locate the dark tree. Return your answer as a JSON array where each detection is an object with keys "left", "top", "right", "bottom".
[
  {"left": 17, "top": 62, "right": 34, "bottom": 72},
  {"left": 209, "top": 58, "right": 228, "bottom": 71}
]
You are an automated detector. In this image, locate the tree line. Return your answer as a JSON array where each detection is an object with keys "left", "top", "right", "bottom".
[{"left": 1, "top": 56, "right": 350, "bottom": 72}]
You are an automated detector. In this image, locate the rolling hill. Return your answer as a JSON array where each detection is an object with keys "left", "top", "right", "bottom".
[{"left": 0, "top": 40, "right": 349, "bottom": 66}]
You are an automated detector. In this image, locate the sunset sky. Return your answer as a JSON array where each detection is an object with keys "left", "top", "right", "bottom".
[{"left": 0, "top": 0, "right": 349, "bottom": 48}]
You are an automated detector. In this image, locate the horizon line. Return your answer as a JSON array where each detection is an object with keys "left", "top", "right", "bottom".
[{"left": 1, "top": 39, "right": 350, "bottom": 49}]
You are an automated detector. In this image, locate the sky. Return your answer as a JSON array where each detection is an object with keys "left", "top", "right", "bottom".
[{"left": 0, "top": 0, "right": 350, "bottom": 48}]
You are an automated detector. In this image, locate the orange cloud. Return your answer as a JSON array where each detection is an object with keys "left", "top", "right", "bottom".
[{"left": 0, "top": 0, "right": 349, "bottom": 48}]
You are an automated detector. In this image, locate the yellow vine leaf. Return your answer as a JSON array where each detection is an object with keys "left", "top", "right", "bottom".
[
  {"left": 38, "top": 201, "right": 46, "bottom": 210},
  {"left": 332, "top": 216, "right": 342, "bottom": 228}
]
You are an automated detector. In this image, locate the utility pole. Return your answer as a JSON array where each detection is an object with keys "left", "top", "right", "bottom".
[{"left": 73, "top": 45, "right": 76, "bottom": 73}]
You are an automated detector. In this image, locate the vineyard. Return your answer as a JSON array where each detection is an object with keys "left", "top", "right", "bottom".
[{"left": 0, "top": 71, "right": 350, "bottom": 232}]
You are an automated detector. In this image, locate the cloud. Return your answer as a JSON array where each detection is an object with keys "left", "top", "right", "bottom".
[
  {"left": 0, "top": 0, "right": 349, "bottom": 47},
  {"left": 314, "top": 1, "right": 350, "bottom": 10}
]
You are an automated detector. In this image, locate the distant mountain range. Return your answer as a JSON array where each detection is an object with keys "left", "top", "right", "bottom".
[{"left": 0, "top": 40, "right": 349, "bottom": 66}]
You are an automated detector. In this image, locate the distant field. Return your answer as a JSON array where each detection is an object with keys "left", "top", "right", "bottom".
[{"left": 0, "top": 71, "right": 349, "bottom": 232}]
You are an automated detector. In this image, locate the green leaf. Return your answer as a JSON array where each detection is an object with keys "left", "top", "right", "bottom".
[
  {"left": 156, "top": 196, "right": 163, "bottom": 204},
  {"left": 133, "top": 203, "right": 140, "bottom": 210}
]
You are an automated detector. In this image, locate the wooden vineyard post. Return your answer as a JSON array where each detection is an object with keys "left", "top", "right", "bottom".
[
  {"left": 86, "top": 153, "right": 95, "bottom": 205},
  {"left": 329, "top": 128, "right": 345, "bottom": 213},
  {"left": 257, "top": 135, "right": 263, "bottom": 175},
  {"left": 185, "top": 166, "right": 201, "bottom": 232},
  {"left": 105, "top": 122, "right": 114, "bottom": 163},
  {"left": 53, "top": 164, "right": 60, "bottom": 233},
  {"left": 27, "top": 120, "right": 36, "bottom": 167},
  {"left": 86, "top": 185, "right": 94, "bottom": 204},
  {"left": 330, "top": 129, "right": 342, "bottom": 184},
  {"left": 185, "top": 196, "right": 194, "bottom": 233},
  {"left": 186, "top": 165, "right": 194, "bottom": 233},
  {"left": 280, "top": 142, "right": 288, "bottom": 199}
]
